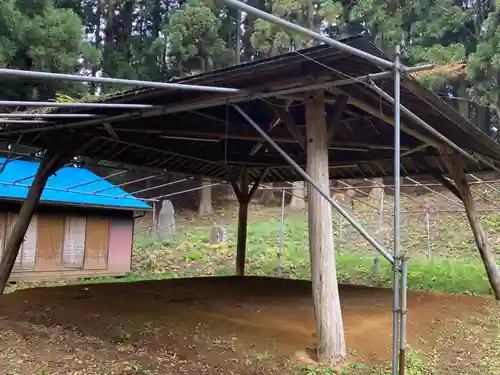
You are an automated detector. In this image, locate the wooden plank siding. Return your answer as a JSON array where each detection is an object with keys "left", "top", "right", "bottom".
[
  {"left": 0, "top": 211, "right": 131, "bottom": 280},
  {"left": 35, "top": 215, "right": 65, "bottom": 271},
  {"left": 63, "top": 216, "right": 86, "bottom": 269},
  {"left": 84, "top": 217, "right": 110, "bottom": 270}
]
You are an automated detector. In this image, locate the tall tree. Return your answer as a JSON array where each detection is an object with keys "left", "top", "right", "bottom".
[
  {"left": 163, "top": 0, "right": 232, "bottom": 215},
  {"left": 0, "top": 0, "right": 97, "bottom": 101}
]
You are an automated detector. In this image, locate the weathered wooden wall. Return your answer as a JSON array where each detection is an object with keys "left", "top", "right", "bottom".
[{"left": 0, "top": 209, "right": 134, "bottom": 281}]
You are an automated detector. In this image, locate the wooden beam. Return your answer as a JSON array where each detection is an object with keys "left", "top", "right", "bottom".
[
  {"left": 103, "top": 122, "right": 120, "bottom": 140},
  {"left": 248, "top": 168, "right": 268, "bottom": 201},
  {"left": 327, "top": 87, "right": 441, "bottom": 148},
  {"left": 327, "top": 94, "right": 349, "bottom": 142},
  {"left": 305, "top": 90, "right": 346, "bottom": 364},
  {"left": 442, "top": 152, "right": 500, "bottom": 300},
  {"left": 267, "top": 101, "right": 305, "bottom": 149}
]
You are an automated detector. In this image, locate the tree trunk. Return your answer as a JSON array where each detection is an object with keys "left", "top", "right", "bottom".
[
  {"left": 306, "top": 91, "right": 346, "bottom": 364},
  {"left": 456, "top": 81, "right": 469, "bottom": 121},
  {"left": 90, "top": 0, "right": 104, "bottom": 93},
  {"left": 443, "top": 153, "right": 500, "bottom": 300},
  {"left": 235, "top": 10, "right": 241, "bottom": 64},
  {"left": 289, "top": 181, "right": 306, "bottom": 210},
  {"left": 198, "top": 179, "right": 213, "bottom": 216}
]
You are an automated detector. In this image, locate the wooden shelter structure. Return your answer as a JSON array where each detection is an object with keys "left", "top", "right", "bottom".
[{"left": 0, "top": 21, "right": 500, "bottom": 372}]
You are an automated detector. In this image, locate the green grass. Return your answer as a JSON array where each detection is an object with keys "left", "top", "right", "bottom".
[
  {"left": 130, "top": 210, "right": 496, "bottom": 297},
  {"left": 7, "top": 207, "right": 494, "bottom": 297}
]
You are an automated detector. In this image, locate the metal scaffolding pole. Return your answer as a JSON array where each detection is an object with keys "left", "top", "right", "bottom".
[
  {"left": 0, "top": 101, "right": 157, "bottom": 109},
  {"left": 232, "top": 104, "right": 394, "bottom": 264},
  {"left": 0, "top": 119, "right": 47, "bottom": 124},
  {"left": 91, "top": 173, "right": 162, "bottom": 194},
  {"left": 0, "top": 68, "right": 244, "bottom": 94},
  {"left": 125, "top": 178, "right": 192, "bottom": 197},
  {"left": 0, "top": 113, "right": 98, "bottom": 118},
  {"left": 405, "top": 177, "right": 462, "bottom": 206},
  {"left": 392, "top": 45, "right": 402, "bottom": 375},
  {"left": 0, "top": 180, "right": 154, "bottom": 202},
  {"left": 0, "top": 65, "right": 433, "bottom": 137},
  {"left": 66, "top": 169, "right": 128, "bottom": 190},
  {"left": 470, "top": 174, "right": 500, "bottom": 195},
  {"left": 222, "top": 0, "right": 395, "bottom": 69},
  {"left": 152, "top": 182, "right": 221, "bottom": 200}
]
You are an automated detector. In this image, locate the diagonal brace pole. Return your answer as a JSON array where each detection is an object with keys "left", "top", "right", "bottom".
[{"left": 232, "top": 104, "right": 394, "bottom": 264}]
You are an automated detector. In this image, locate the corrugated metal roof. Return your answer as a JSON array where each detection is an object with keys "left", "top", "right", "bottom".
[
  {"left": 0, "top": 158, "right": 150, "bottom": 210},
  {"left": 3, "top": 36, "right": 500, "bottom": 182}
]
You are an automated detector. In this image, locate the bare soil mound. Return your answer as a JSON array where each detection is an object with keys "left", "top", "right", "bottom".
[{"left": 0, "top": 277, "right": 493, "bottom": 374}]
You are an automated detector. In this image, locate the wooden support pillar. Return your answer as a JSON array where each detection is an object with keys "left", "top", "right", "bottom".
[
  {"left": 305, "top": 91, "right": 346, "bottom": 364},
  {"left": 442, "top": 153, "right": 500, "bottom": 300},
  {"left": 230, "top": 168, "right": 267, "bottom": 276}
]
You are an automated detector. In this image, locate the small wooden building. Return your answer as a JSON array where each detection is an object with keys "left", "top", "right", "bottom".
[{"left": 0, "top": 158, "right": 150, "bottom": 281}]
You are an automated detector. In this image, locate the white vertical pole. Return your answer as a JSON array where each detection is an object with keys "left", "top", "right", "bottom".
[
  {"left": 277, "top": 189, "right": 285, "bottom": 277},
  {"left": 392, "top": 44, "right": 402, "bottom": 375},
  {"left": 425, "top": 211, "right": 431, "bottom": 259}
]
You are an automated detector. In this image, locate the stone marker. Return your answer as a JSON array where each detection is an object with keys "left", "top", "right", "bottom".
[
  {"left": 210, "top": 225, "right": 228, "bottom": 244},
  {"left": 157, "top": 200, "right": 175, "bottom": 240}
]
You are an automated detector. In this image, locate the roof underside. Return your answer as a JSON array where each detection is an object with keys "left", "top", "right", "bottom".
[{"left": 2, "top": 36, "right": 500, "bottom": 183}]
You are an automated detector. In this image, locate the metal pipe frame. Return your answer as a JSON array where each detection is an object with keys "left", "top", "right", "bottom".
[
  {"left": 0, "top": 101, "right": 158, "bottom": 109},
  {"left": 0, "top": 65, "right": 434, "bottom": 137},
  {"left": 222, "top": 0, "right": 395, "bottom": 69},
  {"left": 405, "top": 177, "right": 461, "bottom": 206},
  {"left": 0, "top": 68, "right": 244, "bottom": 94},
  {"left": 233, "top": 103, "right": 394, "bottom": 264},
  {"left": 0, "top": 113, "right": 97, "bottom": 118},
  {"left": 66, "top": 169, "right": 128, "bottom": 190},
  {"left": 470, "top": 174, "right": 500, "bottom": 195},
  {"left": 91, "top": 173, "right": 162, "bottom": 194},
  {"left": 392, "top": 45, "right": 402, "bottom": 375},
  {"left": 151, "top": 182, "right": 221, "bottom": 200},
  {"left": 0, "top": 180, "right": 154, "bottom": 202},
  {"left": 125, "top": 178, "right": 192, "bottom": 197},
  {"left": 363, "top": 178, "right": 428, "bottom": 210},
  {"left": 0, "top": 119, "right": 48, "bottom": 124}
]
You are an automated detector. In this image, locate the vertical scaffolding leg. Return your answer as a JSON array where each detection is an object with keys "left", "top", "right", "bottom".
[
  {"left": 277, "top": 189, "right": 285, "bottom": 277},
  {"left": 392, "top": 44, "right": 402, "bottom": 375}
]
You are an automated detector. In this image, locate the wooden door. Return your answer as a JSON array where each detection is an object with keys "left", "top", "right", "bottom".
[
  {"left": 63, "top": 216, "right": 86, "bottom": 268},
  {"left": 35, "top": 215, "right": 65, "bottom": 270},
  {"left": 84, "top": 217, "right": 109, "bottom": 270}
]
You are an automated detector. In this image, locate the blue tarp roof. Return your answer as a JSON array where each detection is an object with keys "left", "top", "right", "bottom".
[{"left": 0, "top": 158, "right": 150, "bottom": 210}]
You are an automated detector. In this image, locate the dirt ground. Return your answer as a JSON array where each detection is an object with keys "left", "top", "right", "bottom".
[{"left": 0, "top": 277, "right": 495, "bottom": 374}]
